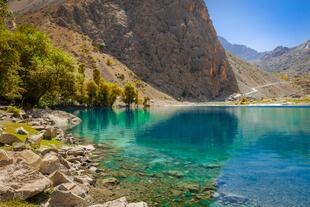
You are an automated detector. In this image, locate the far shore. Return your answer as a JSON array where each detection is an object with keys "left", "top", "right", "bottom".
[{"left": 150, "top": 100, "right": 310, "bottom": 108}]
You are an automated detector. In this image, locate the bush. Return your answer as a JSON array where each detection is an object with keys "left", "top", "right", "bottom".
[
  {"left": 143, "top": 97, "right": 151, "bottom": 108},
  {"left": 122, "top": 83, "right": 138, "bottom": 107},
  {"left": 0, "top": 25, "right": 80, "bottom": 107},
  {"left": 7, "top": 106, "right": 21, "bottom": 117},
  {"left": 106, "top": 58, "right": 113, "bottom": 66}
]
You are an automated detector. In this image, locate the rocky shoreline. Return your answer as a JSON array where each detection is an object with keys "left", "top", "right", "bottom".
[{"left": 0, "top": 107, "right": 148, "bottom": 207}]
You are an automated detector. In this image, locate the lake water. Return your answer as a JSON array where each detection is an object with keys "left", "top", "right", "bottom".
[{"left": 68, "top": 106, "right": 310, "bottom": 207}]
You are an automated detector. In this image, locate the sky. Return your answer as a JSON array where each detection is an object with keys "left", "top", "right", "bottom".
[{"left": 205, "top": 0, "right": 310, "bottom": 52}]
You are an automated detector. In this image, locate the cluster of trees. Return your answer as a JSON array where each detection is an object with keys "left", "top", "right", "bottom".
[
  {"left": 82, "top": 68, "right": 139, "bottom": 107},
  {"left": 0, "top": 18, "right": 142, "bottom": 108},
  {"left": 0, "top": 25, "right": 80, "bottom": 107}
]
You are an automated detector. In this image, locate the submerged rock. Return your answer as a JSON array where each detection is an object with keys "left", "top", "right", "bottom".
[
  {"left": 164, "top": 170, "right": 184, "bottom": 178},
  {"left": 99, "top": 177, "right": 119, "bottom": 186},
  {"left": 218, "top": 192, "right": 249, "bottom": 205}
]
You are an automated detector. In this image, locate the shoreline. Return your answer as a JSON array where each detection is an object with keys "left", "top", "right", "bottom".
[{"left": 0, "top": 108, "right": 148, "bottom": 207}]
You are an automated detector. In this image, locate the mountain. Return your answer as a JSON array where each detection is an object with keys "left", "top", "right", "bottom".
[
  {"left": 8, "top": 0, "right": 301, "bottom": 101},
  {"left": 256, "top": 41, "right": 310, "bottom": 75},
  {"left": 227, "top": 53, "right": 299, "bottom": 98},
  {"left": 218, "top": 36, "right": 265, "bottom": 61},
  {"left": 10, "top": 0, "right": 240, "bottom": 101}
]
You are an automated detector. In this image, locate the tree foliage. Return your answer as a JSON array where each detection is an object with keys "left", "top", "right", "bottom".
[
  {"left": 0, "top": 25, "right": 80, "bottom": 106},
  {"left": 0, "top": 22, "right": 139, "bottom": 108},
  {"left": 0, "top": 0, "right": 8, "bottom": 24},
  {"left": 122, "top": 83, "right": 138, "bottom": 107}
]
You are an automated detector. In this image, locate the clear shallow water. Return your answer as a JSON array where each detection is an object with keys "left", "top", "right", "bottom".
[{"left": 68, "top": 106, "right": 310, "bottom": 207}]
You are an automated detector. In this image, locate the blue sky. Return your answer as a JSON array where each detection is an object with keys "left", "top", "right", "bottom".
[{"left": 205, "top": 0, "right": 310, "bottom": 52}]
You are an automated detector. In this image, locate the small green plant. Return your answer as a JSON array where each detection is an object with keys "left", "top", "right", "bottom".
[{"left": 7, "top": 106, "right": 21, "bottom": 117}]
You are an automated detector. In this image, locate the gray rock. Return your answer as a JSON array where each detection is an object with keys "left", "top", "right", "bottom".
[
  {"left": 32, "top": 125, "right": 46, "bottom": 131},
  {"left": 99, "top": 177, "right": 119, "bottom": 186},
  {"left": 90, "top": 197, "right": 127, "bottom": 207},
  {"left": 26, "top": 133, "right": 44, "bottom": 145},
  {"left": 49, "top": 171, "right": 72, "bottom": 187},
  {"left": 89, "top": 166, "right": 98, "bottom": 173},
  {"left": 68, "top": 147, "right": 85, "bottom": 156},
  {"left": 16, "top": 150, "right": 42, "bottom": 170},
  {"left": 127, "top": 202, "right": 148, "bottom": 207},
  {"left": 89, "top": 197, "right": 148, "bottom": 207},
  {"left": 74, "top": 175, "right": 94, "bottom": 186},
  {"left": 0, "top": 133, "right": 22, "bottom": 145},
  {"left": 12, "top": 142, "right": 26, "bottom": 151},
  {"left": 0, "top": 160, "right": 51, "bottom": 200},
  {"left": 45, "top": 189, "right": 87, "bottom": 207},
  {"left": 0, "top": 149, "right": 13, "bottom": 167},
  {"left": 40, "top": 153, "right": 63, "bottom": 175},
  {"left": 16, "top": 127, "right": 28, "bottom": 135},
  {"left": 43, "top": 128, "right": 57, "bottom": 140}
]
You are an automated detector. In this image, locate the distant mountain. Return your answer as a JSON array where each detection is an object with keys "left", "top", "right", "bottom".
[
  {"left": 227, "top": 52, "right": 299, "bottom": 98},
  {"left": 218, "top": 36, "right": 265, "bottom": 61},
  {"left": 257, "top": 40, "right": 310, "bottom": 75}
]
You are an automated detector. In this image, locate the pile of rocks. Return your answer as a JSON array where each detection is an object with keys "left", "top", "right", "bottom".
[{"left": 0, "top": 144, "right": 147, "bottom": 207}]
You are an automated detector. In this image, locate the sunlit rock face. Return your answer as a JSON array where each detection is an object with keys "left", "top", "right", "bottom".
[{"left": 51, "top": 0, "right": 238, "bottom": 101}]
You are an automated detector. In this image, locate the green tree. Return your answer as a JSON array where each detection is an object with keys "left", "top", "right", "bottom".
[
  {"left": 97, "top": 80, "right": 122, "bottom": 107},
  {"left": 0, "top": 0, "right": 8, "bottom": 24},
  {"left": 86, "top": 80, "right": 98, "bottom": 105},
  {"left": 122, "top": 83, "right": 138, "bottom": 107},
  {"left": 93, "top": 68, "right": 101, "bottom": 85},
  {"left": 0, "top": 25, "right": 79, "bottom": 107}
]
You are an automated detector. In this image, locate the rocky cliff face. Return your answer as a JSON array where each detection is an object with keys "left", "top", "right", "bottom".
[{"left": 51, "top": 0, "right": 238, "bottom": 101}]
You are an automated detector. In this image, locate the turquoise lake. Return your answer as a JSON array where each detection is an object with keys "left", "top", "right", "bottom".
[{"left": 69, "top": 106, "right": 310, "bottom": 207}]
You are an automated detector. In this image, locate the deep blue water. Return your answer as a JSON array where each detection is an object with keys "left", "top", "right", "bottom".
[{"left": 69, "top": 106, "right": 310, "bottom": 207}]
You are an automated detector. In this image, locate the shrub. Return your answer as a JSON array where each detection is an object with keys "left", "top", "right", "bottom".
[
  {"left": 7, "top": 106, "right": 21, "bottom": 117},
  {"left": 106, "top": 58, "right": 113, "bottom": 66},
  {"left": 122, "top": 83, "right": 138, "bottom": 107},
  {"left": 143, "top": 97, "right": 151, "bottom": 108}
]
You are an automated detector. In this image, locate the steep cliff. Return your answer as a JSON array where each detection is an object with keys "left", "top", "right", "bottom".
[{"left": 50, "top": 0, "right": 238, "bottom": 101}]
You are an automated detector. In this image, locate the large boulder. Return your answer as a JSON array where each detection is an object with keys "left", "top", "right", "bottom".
[
  {"left": 16, "top": 127, "right": 28, "bottom": 135},
  {"left": 0, "top": 150, "right": 13, "bottom": 167},
  {"left": 16, "top": 150, "right": 42, "bottom": 170},
  {"left": 43, "top": 128, "right": 57, "bottom": 140},
  {"left": 44, "top": 189, "right": 87, "bottom": 207},
  {"left": 0, "top": 133, "right": 21, "bottom": 145},
  {"left": 26, "top": 133, "right": 44, "bottom": 145},
  {"left": 49, "top": 171, "right": 72, "bottom": 187},
  {"left": 0, "top": 160, "right": 51, "bottom": 200},
  {"left": 39, "top": 153, "right": 63, "bottom": 175}
]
